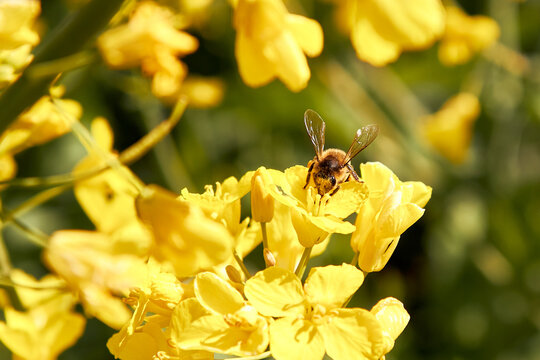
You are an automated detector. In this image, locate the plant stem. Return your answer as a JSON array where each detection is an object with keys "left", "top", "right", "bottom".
[
  {"left": 260, "top": 222, "right": 269, "bottom": 250},
  {"left": 0, "top": 0, "right": 125, "bottom": 133},
  {"left": 233, "top": 250, "right": 251, "bottom": 279},
  {"left": 295, "top": 246, "right": 312, "bottom": 279}
]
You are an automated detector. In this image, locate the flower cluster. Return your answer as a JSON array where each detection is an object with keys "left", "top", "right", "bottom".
[{"left": 0, "top": 114, "right": 431, "bottom": 360}]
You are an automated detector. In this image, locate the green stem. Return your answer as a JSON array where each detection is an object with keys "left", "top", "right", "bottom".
[
  {"left": 233, "top": 250, "right": 251, "bottom": 279},
  {"left": 350, "top": 251, "right": 359, "bottom": 266},
  {"left": 0, "top": 232, "right": 24, "bottom": 310},
  {"left": 0, "top": 96, "right": 187, "bottom": 189},
  {"left": 260, "top": 222, "right": 269, "bottom": 250},
  {"left": 295, "top": 246, "right": 312, "bottom": 279},
  {"left": 0, "top": 0, "right": 125, "bottom": 133}
]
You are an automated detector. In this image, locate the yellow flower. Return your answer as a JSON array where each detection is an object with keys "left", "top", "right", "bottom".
[
  {"left": 136, "top": 185, "right": 236, "bottom": 278},
  {"left": 233, "top": 0, "right": 323, "bottom": 92},
  {"left": 244, "top": 264, "right": 386, "bottom": 360},
  {"left": 0, "top": 296, "right": 85, "bottom": 360},
  {"left": 0, "top": 154, "right": 16, "bottom": 183},
  {"left": 351, "top": 162, "right": 431, "bottom": 272},
  {"left": 181, "top": 76, "right": 225, "bottom": 108},
  {"left": 349, "top": 0, "right": 445, "bottom": 66},
  {"left": 171, "top": 272, "right": 269, "bottom": 356},
  {"left": 0, "top": 0, "right": 40, "bottom": 88},
  {"left": 0, "top": 0, "right": 40, "bottom": 50},
  {"left": 98, "top": 1, "right": 198, "bottom": 99},
  {"left": 422, "top": 92, "right": 480, "bottom": 164},
  {"left": 44, "top": 230, "right": 147, "bottom": 329},
  {"left": 10, "top": 269, "right": 70, "bottom": 309},
  {"left": 370, "top": 297, "right": 410, "bottom": 359},
  {"left": 268, "top": 165, "right": 367, "bottom": 247},
  {"left": 74, "top": 117, "right": 152, "bottom": 255},
  {"left": 438, "top": 6, "right": 500, "bottom": 66},
  {"left": 179, "top": 174, "right": 260, "bottom": 277},
  {"left": 0, "top": 87, "right": 82, "bottom": 156},
  {"left": 107, "top": 259, "right": 200, "bottom": 360}
]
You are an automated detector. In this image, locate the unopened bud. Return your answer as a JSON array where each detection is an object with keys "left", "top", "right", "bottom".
[
  {"left": 225, "top": 265, "right": 243, "bottom": 283},
  {"left": 251, "top": 167, "right": 274, "bottom": 222},
  {"left": 263, "top": 247, "right": 276, "bottom": 267}
]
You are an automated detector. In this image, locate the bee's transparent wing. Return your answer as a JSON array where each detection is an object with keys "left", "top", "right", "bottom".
[
  {"left": 304, "top": 109, "right": 326, "bottom": 159},
  {"left": 342, "top": 124, "right": 379, "bottom": 165}
]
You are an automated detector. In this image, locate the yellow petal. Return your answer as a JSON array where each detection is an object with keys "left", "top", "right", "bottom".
[
  {"left": 379, "top": 201, "right": 425, "bottom": 238},
  {"left": 270, "top": 317, "right": 325, "bottom": 360},
  {"left": 170, "top": 298, "right": 214, "bottom": 349},
  {"left": 136, "top": 185, "right": 235, "bottom": 277},
  {"left": 304, "top": 264, "right": 364, "bottom": 309},
  {"left": 108, "top": 330, "right": 158, "bottom": 360},
  {"left": 271, "top": 32, "right": 311, "bottom": 92},
  {"left": 235, "top": 31, "right": 275, "bottom": 88},
  {"left": 195, "top": 272, "right": 244, "bottom": 315},
  {"left": 286, "top": 14, "right": 323, "bottom": 57},
  {"left": 323, "top": 180, "right": 368, "bottom": 218},
  {"left": 244, "top": 267, "right": 306, "bottom": 317},
  {"left": 351, "top": 10, "right": 401, "bottom": 67},
  {"left": 318, "top": 308, "right": 385, "bottom": 360},
  {"left": 422, "top": 92, "right": 480, "bottom": 164},
  {"left": 291, "top": 207, "right": 329, "bottom": 247},
  {"left": 370, "top": 297, "right": 410, "bottom": 355}
]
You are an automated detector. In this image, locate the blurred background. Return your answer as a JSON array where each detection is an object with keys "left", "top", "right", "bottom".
[{"left": 1, "top": 0, "right": 540, "bottom": 359}]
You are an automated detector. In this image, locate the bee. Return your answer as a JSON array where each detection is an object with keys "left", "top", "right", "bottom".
[{"left": 303, "top": 109, "right": 379, "bottom": 196}]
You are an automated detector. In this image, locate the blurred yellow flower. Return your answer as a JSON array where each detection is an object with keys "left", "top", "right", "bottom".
[
  {"left": 98, "top": 1, "right": 198, "bottom": 99},
  {"left": 351, "top": 162, "right": 431, "bottom": 272},
  {"left": 268, "top": 165, "right": 367, "bottom": 247},
  {"left": 74, "top": 117, "right": 152, "bottom": 255},
  {"left": 0, "top": 296, "right": 85, "bottom": 360},
  {"left": 181, "top": 76, "right": 225, "bottom": 108},
  {"left": 233, "top": 0, "right": 323, "bottom": 92},
  {"left": 137, "top": 185, "right": 236, "bottom": 278},
  {"left": 44, "top": 230, "right": 147, "bottom": 329},
  {"left": 0, "top": 0, "right": 40, "bottom": 88},
  {"left": 10, "top": 269, "right": 70, "bottom": 309},
  {"left": 0, "top": 154, "right": 16, "bottom": 183},
  {"left": 422, "top": 92, "right": 480, "bottom": 164},
  {"left": 438, "top": 6, "right": 500, "bottom": 66},
  {"left": 370, "top": 297, "right": 410, "bottom": 360},
  {"left": 348, "top": 0, "right": 445, "bottom": 66},
  {"left": 0, "top": 87, "right": 82, "bottom": 156},
  {"left": 245, "top": 264, "right": 386, "bottom": 360},
  {"left": 171, "top": 272, "right": 269, "bottom": 356}
]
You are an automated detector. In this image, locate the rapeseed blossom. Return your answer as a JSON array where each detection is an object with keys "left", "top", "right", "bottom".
[
  {"left": 244, "top": 264, "right": 386, "bottom": 360},
  {"left": 0, "top": 0, "right": 441, "bottom": 356},
  {"left": 422, "top": 92, "right": 480, "bottom": 164},
  {"left": 351, "top": 162, "right": 432, "bottom": 272},
  {"left": 439, "top": 6, "right": 500, "bottom": 66},
  {"left": 98, "top": 1, "right": 198, "bottom": 99},
  {"left": 0, "top": 296, "right": 85, "bottom": 360},
  {"left": 233, "top": 0, "right": 323, "bottom": 91},
  {"left": 0, "top": 0, "right": 40, "bottom": 88},
  {"left": 343, "top": 0, "right": 446, "bottom": 66}
]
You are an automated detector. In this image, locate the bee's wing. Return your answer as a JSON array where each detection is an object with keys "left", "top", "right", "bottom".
[
  {"left": 342, "top": 124, "right": 379, "bottom": 165},
  {"left": 304, "top": 109, "right": 326, "bottom": 159}
]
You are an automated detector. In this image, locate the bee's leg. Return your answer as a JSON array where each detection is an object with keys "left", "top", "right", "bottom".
[
  {"left": 304, "top": 160, "right": 315, "bottom": 189},
  {"left": 330, "top": 185, "right": 341, "bottom": 196},
  {"left": 346, "top": 163, "right": 361, "bottom": 182}
]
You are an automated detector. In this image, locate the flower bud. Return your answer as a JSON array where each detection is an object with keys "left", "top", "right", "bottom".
[
  {"left": 250, "top": 167, "right": 274, "bottom": 222},
  {"left": 263, "top": 248, "right": 276, "bottom": 267}
]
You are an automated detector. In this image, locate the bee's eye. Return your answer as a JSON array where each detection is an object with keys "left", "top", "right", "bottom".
[{"left": 330, "top": 176, "right": 336, "bottom": 186}]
